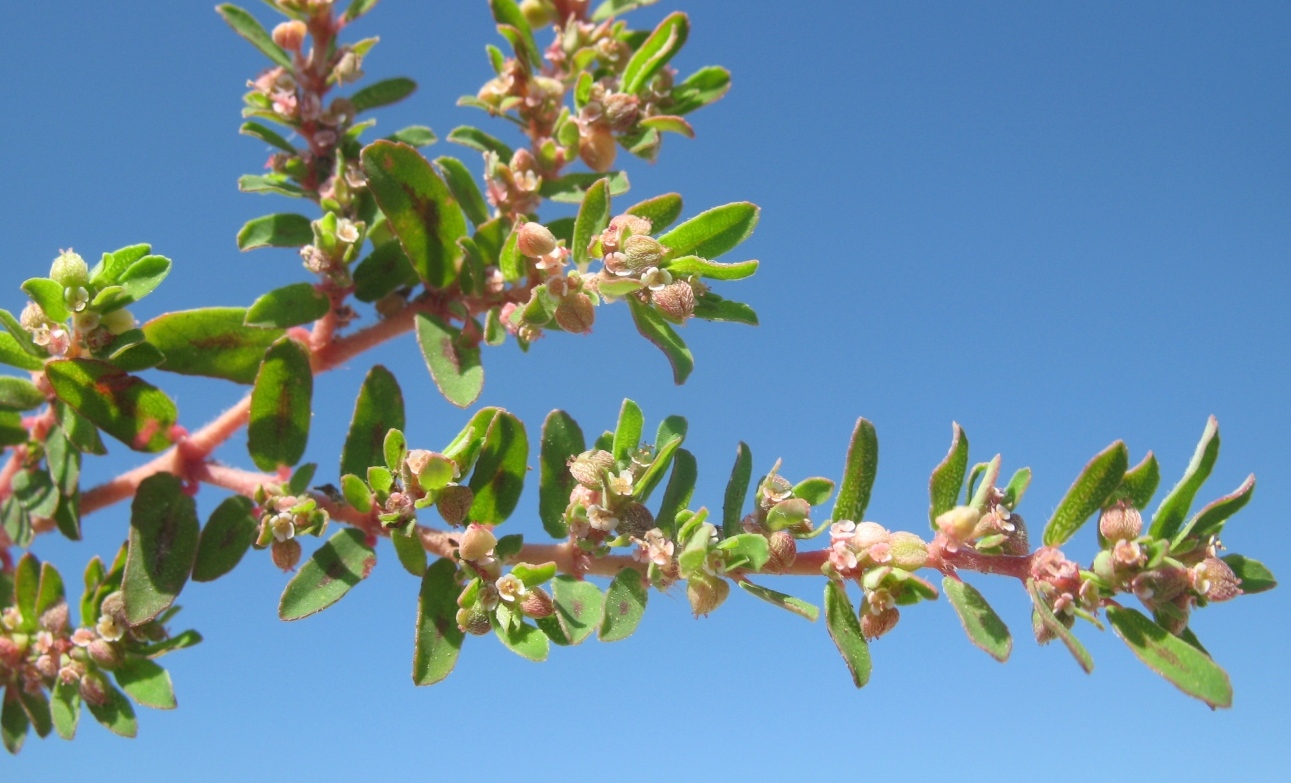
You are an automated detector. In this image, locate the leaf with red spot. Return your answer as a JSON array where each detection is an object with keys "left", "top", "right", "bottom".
[
  {"left": 248, "top": 336, "right": 313, "bottom": 472},
  {"left": 122, "top": 473, "right": 199, "bottom": 625},
  {"left": 142, "top": 307, "right": 284, "bottom": 385},
  {"left": 46, "top": 359, "right": 178, "bottom": 453},
  {"left": 414, "top": 312, "right": 483, "bottom": 408},
  {"left": 278, "top": 528, "right": 377, "bottom": 621}
]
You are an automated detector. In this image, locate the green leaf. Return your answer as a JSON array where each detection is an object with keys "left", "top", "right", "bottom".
[
  {"left": 340, "top": 365, "right": 406, "bottom": 479},
  {"left": 720, "top": 441, "right": 753, "bottom": 537},
  {"left": 611, "top": 398, "right": 643, "bottom": 464},
  {"left": 387, "top": 125, "right": 438, "bottom": 147},
  {"left": 351, "top": 77, "right": 417, "bottom": 113},
  {"left": 122, "top": 474, "right": 198, "bottom": 625},
  {"left": 541, "top": 575, "right": 603, "bottom": 645},
  {"left": 1106, "top": 606, "right": 1232, "bottom": 708},
  {"left": 240, "top": 120, "right": 295, "bottom": 153},
  {"left": 539, "top": 171, "right": 631, "bottom": 203},
  {"left": 635, "top": 415, "right": 687, "bottom": 501},
  {"left": 539, "top": 410, "right": 585, "bottom": 538},
  {"left": 12, "top": 469, "right": 57, "bottom": 519},
  {"left": 495, "top": 618, "right": 550, "bottom": 662},
  {"left": 656, "top": 448, "right": 697, "bottom": 539},
  {"left": 0, "top": 308, "right": 41, "bottom": 359},
  {"left": 21, "top": 277, "right": 70, "bottom": 322},
  {"left": 54, "top": 401, "right": 105, "bottom": 455},
  {"left": 101, "top": 254, "right": 171, "bottom": 311},
  {"left": 626, "top": 192, "right": 683, "bottom": 232},
  {"left": 717, "top": 533, "right": 770, "bottom": 571},
  {"left": 85, "top": 684, "right": 137, "bottom": 738},
  {"left": 1150, "top": 416, "right": 1220, "bottom": 540},
  {"left": 599, "top": 568, "right": 648, "bottom": 642},
  {"left": 143, "top": 308, "right": 283, "bottom": 384},
  {"left": 691, "top": 293, "right": 758, "bottom": 326},
  {"left": 217, "top": 3, "right": 292, "bottom": 67},
  {"left": 1027, "top": 579, "right": 1094, "bottom": 674},
  {"left": 35, "top": 561, "right": 65, "bottom": 618},
  {"left": 737, "top": 580, "right": 818, "bottom": 621},
  {"left": 50, "top": 679, "right": 80, "bottom": 741},
  {"left": 663, "top": 255, "right": 758, "bottom": 281},
  {"left": 622, "top": 12, "right": 689, "bottom": 95},
  {"left": 0, "top": 411, "right": 25, "bottom": 447},
  {"left": 45, "top": 359, "right": 177, "bottom": 452},
  {"left": 928, "top": 423, "right": 968, "bottom": 526},
  {"left": 2, "top": 688, "right": 29, "bottom": 754},
  {"left": 669, "top": 66, "right": 732, "bottom": 115},
  {"left": 434, "top": 156, "right": 490, "bottom": 226},
  {"left": 943, "top": 577, "right": 1012, "bottom": 662},
  {"left": 342, "top": 0, "right": 381, "bottom": 23},
  {"left": 413, "top": 558, "right": 465, "bottom": 685},
  {"left": 238, "top": 173, "right": 306, "bottom": 198},
  {"left": 45, "top": 428, "right": 78, "bottom": 498},
  {"left": 14, "top": 554, "right": 38, "bottom": 630},
  {"left": 0, "top": 331, "right": 45, "bottom": 372},
  {"left": 1174, "top": 474, "right": 1255, "bottom": 546},
  {"left": 832, "top": 418, "right": 879, "bottom": 525},
  {"left": 658, "top": 202, "right": 758, "bottom": 261},
  {"left": 248, "top": 336, "right": 313, "bottom": 471},
  {"left": 236, "top": 213, "right": 314, "bottom": 250},
  {"left": 114, "top": 657, "right": 176, "bottom": 710},
  {"left": 572, "top": 178, "right": 611, "bottom": 268},
  {"left": 390, "top": 528, "right": 427, "bottom": 577},
  {"left": 628, "top": 297, "right": 693, "bottom": 384},
  {"left": 1042, "top": 441, "right": 1129, "bottom": 546},
  {"left": 245, "top": 282, "right": 330, "bottom": 329},
  {"left": 192, "top": 496, "right": 258, "bottom": 583},
  {"left": 1222, "top": 554, "right": 1276, "bottom": 594},
  {"left": 361, "top": 140, "right": 467, "bottom": 289},
  {"left": 18, "top": 689, "right": 52, "bottom": 740},
  {"left": 824, "top": 581, "right": 871, "bottom": 687},
  {"left": 591, "top": 0, "right": 659, "bottom": 22},
  {"left": 414, "top": 313, "right": 484, "bottom": 408},
  {"left": 447, "top": 126, "right": 514, "bottom": 160},
  {"left": 0, "top": 376, "right": 44, "bottom": 412},
  {"left": 1111, "top": 451, "right": 1160, "bottom": 510},
  {"left": 279, "top": 528, "right": 377, "bottom": 620},
  {"left": 135, "top": 629, "right": 203, "bottom": 659},
  {"left": 353, "top": 240, "right": 418, "bottom": 303},
  {"left": 466, "top": 410, "right": 528, "bottom": 525},
  {"left": 2, "top": 498, "right": 32, "bottom": 548}
]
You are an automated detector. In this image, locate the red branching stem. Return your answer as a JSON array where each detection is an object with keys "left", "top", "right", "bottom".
[
  {"left": 927, "top": 537, "right": 1037, "bottom": 582},
  {"left": 0, "top": 448, "right": 24, "bottom": 502}
]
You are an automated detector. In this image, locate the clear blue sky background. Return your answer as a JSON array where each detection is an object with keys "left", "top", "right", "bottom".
[{"left": 4, "top": 1, "right": 1289, "bottom": 779}]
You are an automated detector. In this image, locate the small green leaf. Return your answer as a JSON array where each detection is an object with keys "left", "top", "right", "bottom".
[
  {"left": 361, "top": 140, "right": 467, "bottom": 289},
  {"left": 572, "top": 178, "right": 611, "bottom": 268},
  {"left": 18, "top": 689, "right": 52, "bottom": 739},
  {"left": 446, "top": 125, "right": 514, "bottom": 159},
  {"left": 634, "top": 415, "right": 687, "bottom": 502},
  {"left": 21, "top": 277, "right": 70, "bottom": 322},
  {"left": 1150, "top": 416, "right": 1221, "bottom": 540},
  {"left": 833, "top": 417, "right": 878, "bottom": 523},
  {"left": 136, "top": 629, "right": 203, "bottom": 659},
  {"left": 656, "top": 448, "right": 697, "bottom": 539},
  {"left": 279, "top": 528, "right": 377, "bottom": 621},
  {"left": 658, "top": 202, "right": 759, "bottom": 261},
  {"left": 414, "top": 313, "right": 484, "bottom": 408},
  {"left": 1174, "top": 474, "right": 1255, "bottom": 546},
  {"left": 495, "top": 618, "right": 550, "bottom": 662},
  {"left": 466, "top": 410, "right": 528, "bottom": 525},
  {"left": 46, "top": 359, "right": 176, "bottom": 453},
  {"left": 669, "top": 66, "right": 732, "bottom": 115},
  {"left": 434, "top": 156, "right": 490, "bottom": 227},
  {"left": 489, "top": 0, "right": 542, "bottom": 68},
  {"left": 240, "top": 120, "right": 295, "bottom": 152},
  {"left": 1222, "top": 554, "right": 1276, "bottom": 594},
  {"left": 413, "top": 558, "right": 465, "bottom": 685},
  {"left": 192, "top": 496, "right": 258, "bottom": 583},
  {"left": 114, "top": 657, "right": 176, "bottom": 710},
  {"left": 0, "top": 412, "right": 25, "bottom": 447},
  {"left": 50, "top": 679, "right": 80, "bottom": 741},
  {"left": 721, "top": 441, "right": 753, "bottom": 537},
  {"left": 622, "top": 12, "right": 689, "bottom": 95},
  {"left": 1107, "top": 606, "right": 1232, "bottom": 708},
  {"left": 628, "top": 297, "right": 693, "bottom": 384},
  {"left": 1111, "top": 451, "right": 1160, "bottom": 510},
  {"left": 539, "top": 171, "right": 630, "bottom": 203},
  {"left": 1042, "top": 441, "right": 1129, "bottom": 546},
  {"left": 236, "top": 213, "right": 314, "bottom": 250},
  {"left": 245, "top": 282, "right": 330, "bottom": 329},
  {"left": 662, "top": 255, "right": 758, "bottom": 280},
  {"left": 391, "top": 527, "right": 427, "bottom": 577},
  {"left": 102, "top": 254, "right": 171, "bottom": 311},
  {"left": 14, "top": 554, "right": 38, "bottom": 630},
  {"left": 85, "top": 684, "right": 136, "bottom": 738},
  {"left": 217, "top": 3, "right": 292, "bottom": 68},
  {"left": 1001, "top": 467, "right": 1032, "bottom": 509},
  {"left": 248, "top": 336, "right": 313, "bottom": 471},
  {"left": 123, "top": 473, "right": 199, "bottom": 625},
  {"left": 351, "top": 77, "right": 417, "bottom": 113},
  {"left": 717, "top": 533, "right": 770, "bottom": 571},
  {"left": 539, "top": 410, "right": 585, "bottom": 538},
  {"left": 591, "top": 0, "right": 659, "bottom": 22},
  {"left": 824, "top": 581, "right": 871, "bottom": 688},
  {"left": 143, "top": 308, "right": 284, "bottom": 385},
  {"left": 611, "top": 398, "right": 644, "bottom": 464},
  {"left": 340, "top": 365, "right": 406, "bottom": 479},
  {"left": 1027, "top": 579, "right": 1094, "bottom": 674},
  {"left": 626, "top": 192, "right": 683, "bottom": 232},
  {"left": 0, "top": 331, "right": 45, "bottom": 372},
  {"left": 0, "top": 308, "right": 42, "bottom": 359},
  {"left": 387, "top": 125, "right": 438, "bottom": 147},
  {"left": 928, "top": 423, "right": 969, "bottom": 526},
  {"left": 600, "top": 568, "right": 648, "bottom": 642},
  {"left": 541, "top": 575, "right": 603, "bottom": 645},
  {"left": 0, "top": 376, "right": 45, "bottom": 412},
  {"left": 692, "top": 293, "right": 758, "bottom": 325},
  {"left": 943, "top": 577, "right": 1012, "bottom": 662},
  {"left": 35, "top": 561, "right": 65, "bottom": 618},
  {"left": 353, "top": 240, "right": 418, "bottom": 303},
  {"left": 737, "top": 580, "right": 818, "bottom": 621},
  {"left": 342, "top": 0, "right": 381, "bottom": 23},
  {"left": 2, "top": 688, "right": 29, "bottom": 754},
  {"left": 54, "top": 401, "right": 105, "bottom": 455},
  {"left": 237, "top": 173, "right": 306, "bottom": 198}
]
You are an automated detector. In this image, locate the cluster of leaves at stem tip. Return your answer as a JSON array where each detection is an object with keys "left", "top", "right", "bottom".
[{"left": 0, "top": 0, "right": 1275, "bottom": 757}]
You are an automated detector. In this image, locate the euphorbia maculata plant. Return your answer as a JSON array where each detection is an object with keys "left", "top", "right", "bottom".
[{"left": 0, "top": 0, "right": 1275, "bottom": 753}]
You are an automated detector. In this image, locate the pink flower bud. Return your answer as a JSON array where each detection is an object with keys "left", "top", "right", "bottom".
[
  {"left": 0, "top": 637, "right": 20, "bottom": 668},
  {"left": 39, "top": 602, "right": 69, "bottom": 636},
  {"left": 520, "top": 588, "right": 555, "bottom": 619},
  {"left": 1193, "top": 557, "right": 1242, "bottom": 602},
  {"left": 765, "top": 531, "right": 798, "bottom": 574},
  {"left": 1099, "top": 502, "right": 1143, "bottom": 541},
  {"left": 652, "top": 282, "right": 696, "bottom": 322},
  {"left": 687, "top": 574, "right": 730, "bottom": 617},
  {"left": 272, "top": 539, "right": 302, "bottom": 571},
  {"left": 458, "top": 525, "right": 497, "bottom": 562},
  {"left": 88, "top": 639, "right": 123, "bottom": 670},
  {"left": 860, "top": 606, "right": 900, "bottom": 640},
  {"left": 579, "top": 124, "right": 617, "bottom": 172},
  {"left": 603, "top": 93, "right": 641, "bottom": 132},
  {"left": 888, "top": 532, "right": 929, "bottom": 571},
  {"left": 517, "top": 222, "right": 559, "bottom": 258},
  {"left": 935, "top": 506, "right": 980, "bottom": 543},
  {"left": 437, "top": 485, "right": 475, "bottom": 526},
  {"left": 618, "top": 502, "right": 655, "bottom": 538},
  {"left": 568, "top": 450, "right": 615, "bottom": 489},
  {"left": 554, "top": 293, "right": 596, "bottom": 334},
  {"left": 272, "top": 20, "right": 308, "bottom": 52},
  {"left": 79, "top": 672, "right": 109, "bottom": 707}
]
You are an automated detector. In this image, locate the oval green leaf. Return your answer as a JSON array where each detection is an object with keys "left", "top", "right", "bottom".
[
  {"left": 340, "top": 365, "right": 406, "bottom": 479},
  {"left": 413, "top": 558, "right": 465, "bottom": 685},
  {"left": 123, "top": 473, "right": 199, "bottom": 625},
  {"left": 943, "top": 576, "right": 1012, "bottom": 662},
  {"left": 928, "top": 423, "right": 968, "bottom": 527},
  {"left": 824, "top": 581, "right": 871, "bottom": 688},
  {"left": 1106, "top": 605, "right": 1232, "bottom": 708},
  {"left": 1150, "top": 416, "right": 1220, "bottom": 540},
  {"left": 45, "top": 359, "right": 177, "bottom": 453},
  {"left": 143, "top": 307, "right": 285, "bottom": 385},
  {"left": 1042, "top": 441, "right": 1128, "bottom": 547},
  {"left": 245, "top": 282, "right": 331, "bottom": 328},
  {"left": 539, "top": 410, "right": 585, "bottom": 539},
  {"left": 466, "top": 410, "right": 528, "bottom": 525},
  {"left": 113, "top": 656, "right": 177, "bottom": 710},
  {"left": 658, "top": 202, "right": 759, "bottom": 261},
  {"left": 599, "top": 568, "right": 648, "bottom": 642},
  {"left": 279, "top": 528, "right": 377, "bottom": 621},
  {"left": 248, "top": 336, "right": 313, "bottom": 472},
  {"left": 192, "top": 496, "right": 258, "bottom": 583},
  {"left": 236, "top": 213, "right": 314, "bottom": 250}
]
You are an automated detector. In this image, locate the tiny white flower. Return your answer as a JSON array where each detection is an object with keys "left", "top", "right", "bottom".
[
  {"left": 96, "top": 615, "right": 124, "bottom": 642},
  {"left": 640, "top": 267, "right": 673, "bottom": 291},
  {"left": 496, "top": 573, "right": 527, "bottom": 602},
  {"left": 336, "top": 218, "right": 360, "bottom": 244},
  {"left": 271, "top": 512, "right": 296, "bottom": 542},
  {"left": 607, "top": 469, "right": 634, "bottom": 497}
]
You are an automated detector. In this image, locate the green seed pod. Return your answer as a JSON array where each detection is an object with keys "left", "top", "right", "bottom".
[{"left": 49, "top": 250, "right": 89, "bottom": 288}]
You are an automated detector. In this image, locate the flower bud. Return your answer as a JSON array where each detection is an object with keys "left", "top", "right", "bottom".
[
  {"left": 520, "top": 588, "right": 555, "bottom": 619},
  {"left": 579, "top": 124, "right": 617, "bottom": 172},
  {"left": 437, "top": 485, "right": 475, "bottom": 526},
  {"left": 517, "top": 222, "right": 559, "bottom": 258},
  {"left": 618, "top": 502, "right": 655, "bottom": 538},
  {"left": 861, "top": 606, "right": 900, "bottom": 640},
  {"left": 0, "top": 637, "right": 20, "bottom": 669},
  {"left": 652, "top": 282, "right": 696, "bottom": 322},
  {"left": 100, "top": 308, "right": 137, "bottom": 335},
  {"left": 621, "top": 235, "right": 666, "bottom": 271},
  {"left": 1193, "top": 557, "right": 1242, "bottom": 602},
  {"left": 458, "top": 525, "right": 497, "bottom": 562},
  {"left": 935, "top": 506, "right": 980, "bottom": 543},
  {"left": 568, "top": 450, "right": 615, "bottom": 489},
  {"left": 50, "top": 250, "right": 89, "bottom": 288},
  {"left": 272, "top": 538, "right": 302, "bottom": 571},
  {"left": 888, "top": 532, "right": 929, "bottom": 571},
  {"left": 764, "top": 531, "right": 798, "bottom": 574},
  {"left": 554, "top": 293, "right": 596, "bottom": 334},
  {"left": 87, "top": 639, "right": 122, "bottom": 670},
  {"left": 1131, "top": 565, "right": 1190, "bottom": 603},
  {"left": 39, "top": 602, "right": 70, "bottom": 636},
  {"left": 1001, "top": 513, "right": 1030, "bottom": 556},
  {"left": 333, "top": 50, "right": 364, "bottom": 84},
  {"left": 687, "top": 574, "right": 730, "bottom": 617},
  {"left": 456, "top": 605, "right": 492, "bottom": 636},
  {"left": 99, "top": 591, "right": 126, "bottom": 623},
  {"left": 272, "top": 20, "right": 308, "bottom": 52},
  {"left": 520, "top": 0, "right": 554, "bottom": 27},
  {"left": 79, "top": 672, "right": 109, "bottom": 707},
  {"left": 603, "top": 93, "right": 641, "bottom": 132},
  {"left": 1099, "top": 502, "right": 1143, "bottom": 542}
]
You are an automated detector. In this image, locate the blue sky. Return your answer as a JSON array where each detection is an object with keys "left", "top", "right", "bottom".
[{"left": 3, "top": 0, "right": 1289, "bottom": 779}]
